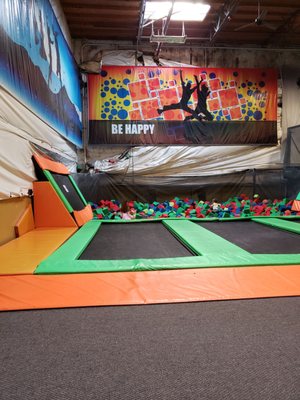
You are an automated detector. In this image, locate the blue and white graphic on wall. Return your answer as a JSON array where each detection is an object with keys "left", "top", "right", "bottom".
[{"left": 0, "top": 0, "right": 82, "bottom": 147}]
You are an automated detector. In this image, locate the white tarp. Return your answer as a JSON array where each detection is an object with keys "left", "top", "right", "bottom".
[
  {"left": 79, "top": 49, "right": 195, "bottom": 72},
  {"left": 94, "top": 145, "right": 281, "bottom": 176},
  {"left": 0, "top": 88, "right": 76, "bottom": 199},
  {"left": 0, "top": 128, "right": 36, "bottom": 198}
]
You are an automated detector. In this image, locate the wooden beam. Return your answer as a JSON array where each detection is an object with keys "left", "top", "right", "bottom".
[{"left": 62, "top": 7, "right": 140, "bottom": 16}]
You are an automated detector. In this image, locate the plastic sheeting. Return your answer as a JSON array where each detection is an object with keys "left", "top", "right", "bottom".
[
  {"left": 94, "top": 145, "right": 281, "bottom": 176},
  {"left": 0, "top": 88, "right": 77, "bottom": 199},
  {"left": 79, "top": 49, "right": 195, "bottom": 72}
]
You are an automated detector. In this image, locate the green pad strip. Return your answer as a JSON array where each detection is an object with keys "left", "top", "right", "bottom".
[
  {"left": 252, "top": 217, "right": 300, "bottom": 234},
  {"left": 163, "top": 219, "right": 250, "bottom": 256},
  {"left": 35, "top": 220, "right": 300, "bottom": 275},
  {"left": 34, "top": 221, "right": 101, "bottom": 273},
  {"left": 35, "top": 253, "right": 300, "bottom": 275},
  {"left": 69, "top": 175, "right": 88, "bottom": 206},
  {"left": 296, "top": 192, "right": 300, "bottom": 200},
  {"left": 43, "top": 170, "right": 73, "bottom": 213}
]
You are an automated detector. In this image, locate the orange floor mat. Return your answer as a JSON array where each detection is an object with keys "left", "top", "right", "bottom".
[
  {"left": 0, "top": 227, "right": 77, "bottom": 275},
  {"left": 0, "top": 265, "right": 299, "bottom": 310}
]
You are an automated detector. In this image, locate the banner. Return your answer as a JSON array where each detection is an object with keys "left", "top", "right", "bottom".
[
  {"left": 88, "top": 66, "right": 278, "bottom": 145},
  {"left": 0, "top": 0, "right": 82, "bottom": 147}
]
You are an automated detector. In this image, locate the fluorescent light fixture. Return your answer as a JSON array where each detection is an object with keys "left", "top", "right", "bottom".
[
  {"left": 150, "top": 34, "right": 187, "bottom": 43},
  {"left": 144, "top": 1, "right": 211, "bottom": 22}
]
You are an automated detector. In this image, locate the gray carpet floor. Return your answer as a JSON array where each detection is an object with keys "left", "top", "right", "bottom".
[{"left": 0, "top": 297, "right": 299, "bottom": 400}]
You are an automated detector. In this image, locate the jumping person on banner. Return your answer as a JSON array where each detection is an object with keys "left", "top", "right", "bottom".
[{"left": 157, "top": 70, "right": 198, "bottom": 118}]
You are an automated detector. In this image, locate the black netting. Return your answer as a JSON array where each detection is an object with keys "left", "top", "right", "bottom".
[{"left": 72, "top": 168, "right": 298, "bottom": 204}]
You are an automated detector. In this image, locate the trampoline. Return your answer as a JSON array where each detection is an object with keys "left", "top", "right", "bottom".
[
  {"left": 199, "top": 220, "right": 300, "bottom": 254},
  {"left": 51, "top": 173, "right": 87, "bottom": 212},
  {"left": 79, "top": 222, "right": 194, "bottom": 260},
  {"left": 35, "top": 217, "right": 300, "bottom": 275}
]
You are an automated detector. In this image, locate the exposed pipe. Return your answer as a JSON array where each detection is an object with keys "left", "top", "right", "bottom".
[
  {"left": 210, "top": 0, "right": 240, "bottom": 43},
  {"left": 137, "top": 39, "right": 300, "bottom": 52},
  {"left": 136, "top": 0, "right": 147, "bottom": 52},
  {"left": 153, "top": 0, "right": 176, "bottom": 62}
]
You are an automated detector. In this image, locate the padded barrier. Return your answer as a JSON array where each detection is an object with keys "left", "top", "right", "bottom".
[
  {"left": 33, "top": 153, "right": 69, "bottom": 175},
  {"left": 41, "top": 170, "right": 93, "bottom": 226},
  {"left": 73, "top": 205, "right": 94, "bottom": 227},
  {"left": 1, "top": 265, "right": 300, "bottom": 310},
  {"left": 33, "top": 182, "right": 78, "bottom": 228},
  {"left": 292, "top": 200, "right": 300, "bottom": 212}
]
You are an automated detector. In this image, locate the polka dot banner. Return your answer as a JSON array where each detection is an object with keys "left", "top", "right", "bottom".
[
  {"left": 88, "top": 66, "right": 277, "bottom": 145},
  {"left": 88, "top": 67, "right": 277, "bottom": 122}
]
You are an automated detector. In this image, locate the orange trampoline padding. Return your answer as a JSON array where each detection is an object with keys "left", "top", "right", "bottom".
[
  {"left": 0, "top": 227, "right": 77, "bottom": 275},
  {"left": 292, "top": 200, "right": 300, "bottom": 212},
  {"left": 33, "top": 153, "right": 69, "bottom": 174},
  {"left": 14, "top": 204, "right": 35, "bottom": 237},
  {"left": 73, "top": 205, "right": 93, "bottom": 227},
  {"left": 33, "top": 182, "right": 77, "bottom": 228},
  {"left": 0, "top": 265, "right": 299, "bottom": 310}
]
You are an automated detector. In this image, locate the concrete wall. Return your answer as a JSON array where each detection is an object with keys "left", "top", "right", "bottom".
[{"left": 74, "top": 40, "right": 300, "bottom": 69}]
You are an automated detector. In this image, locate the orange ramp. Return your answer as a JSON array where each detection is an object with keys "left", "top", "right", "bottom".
[
  {"left": 33, "top": 182, "right": 77, "bottom": 228},
  {"left": 0, "top": 265, "right": 299, "bottom": 311},
  {"left": 0, "top": 227, "right": 77, "bottom": 275}
]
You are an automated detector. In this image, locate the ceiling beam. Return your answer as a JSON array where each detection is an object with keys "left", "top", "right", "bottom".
[
  {"left": 60, "top": 0, "right": 140, "bottom": 8},
  {"left": 61, "top": 7, "right": 140, "bottom": 16}
]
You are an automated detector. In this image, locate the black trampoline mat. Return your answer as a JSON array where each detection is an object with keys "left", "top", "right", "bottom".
[
  {"left": 197, "top": 221, "right": 300, "bottom": 254},
  {"left": 80, "top": 222, "right": 194, "bottom": 260},
  {"left": 52, "top": 173, "right": 85, "bottom": 211}
]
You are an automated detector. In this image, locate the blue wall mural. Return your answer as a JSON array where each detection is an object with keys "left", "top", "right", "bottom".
[{"left": 0, "top": 0, "right": 82, "bottom": 147}]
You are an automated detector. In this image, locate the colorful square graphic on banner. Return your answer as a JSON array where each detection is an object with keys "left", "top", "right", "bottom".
[{"left": 88, "top": 66, "right": 278, "bottom": 145}]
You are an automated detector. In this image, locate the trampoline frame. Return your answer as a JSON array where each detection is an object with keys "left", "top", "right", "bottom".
[{"left": 35, "top": 217, "right": 300, "bottom": 275}]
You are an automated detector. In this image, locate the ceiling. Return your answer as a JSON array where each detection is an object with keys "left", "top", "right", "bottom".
[{"left": 60, "top": 0, "right": 300, "bottom": 49}]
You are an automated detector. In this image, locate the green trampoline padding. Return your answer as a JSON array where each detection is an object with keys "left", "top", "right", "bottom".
[
  {"left": 163, "top": 220, "right": 250, "bottom": 256},
  {"left": 69, "top": 175, "right": 88, "bottom": 207},
  {"left": 252, "top": 217, "right": 300, "bottom": 234},
  {"left": 34, "top": 218, "right": 300, "bottom": 275}
]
